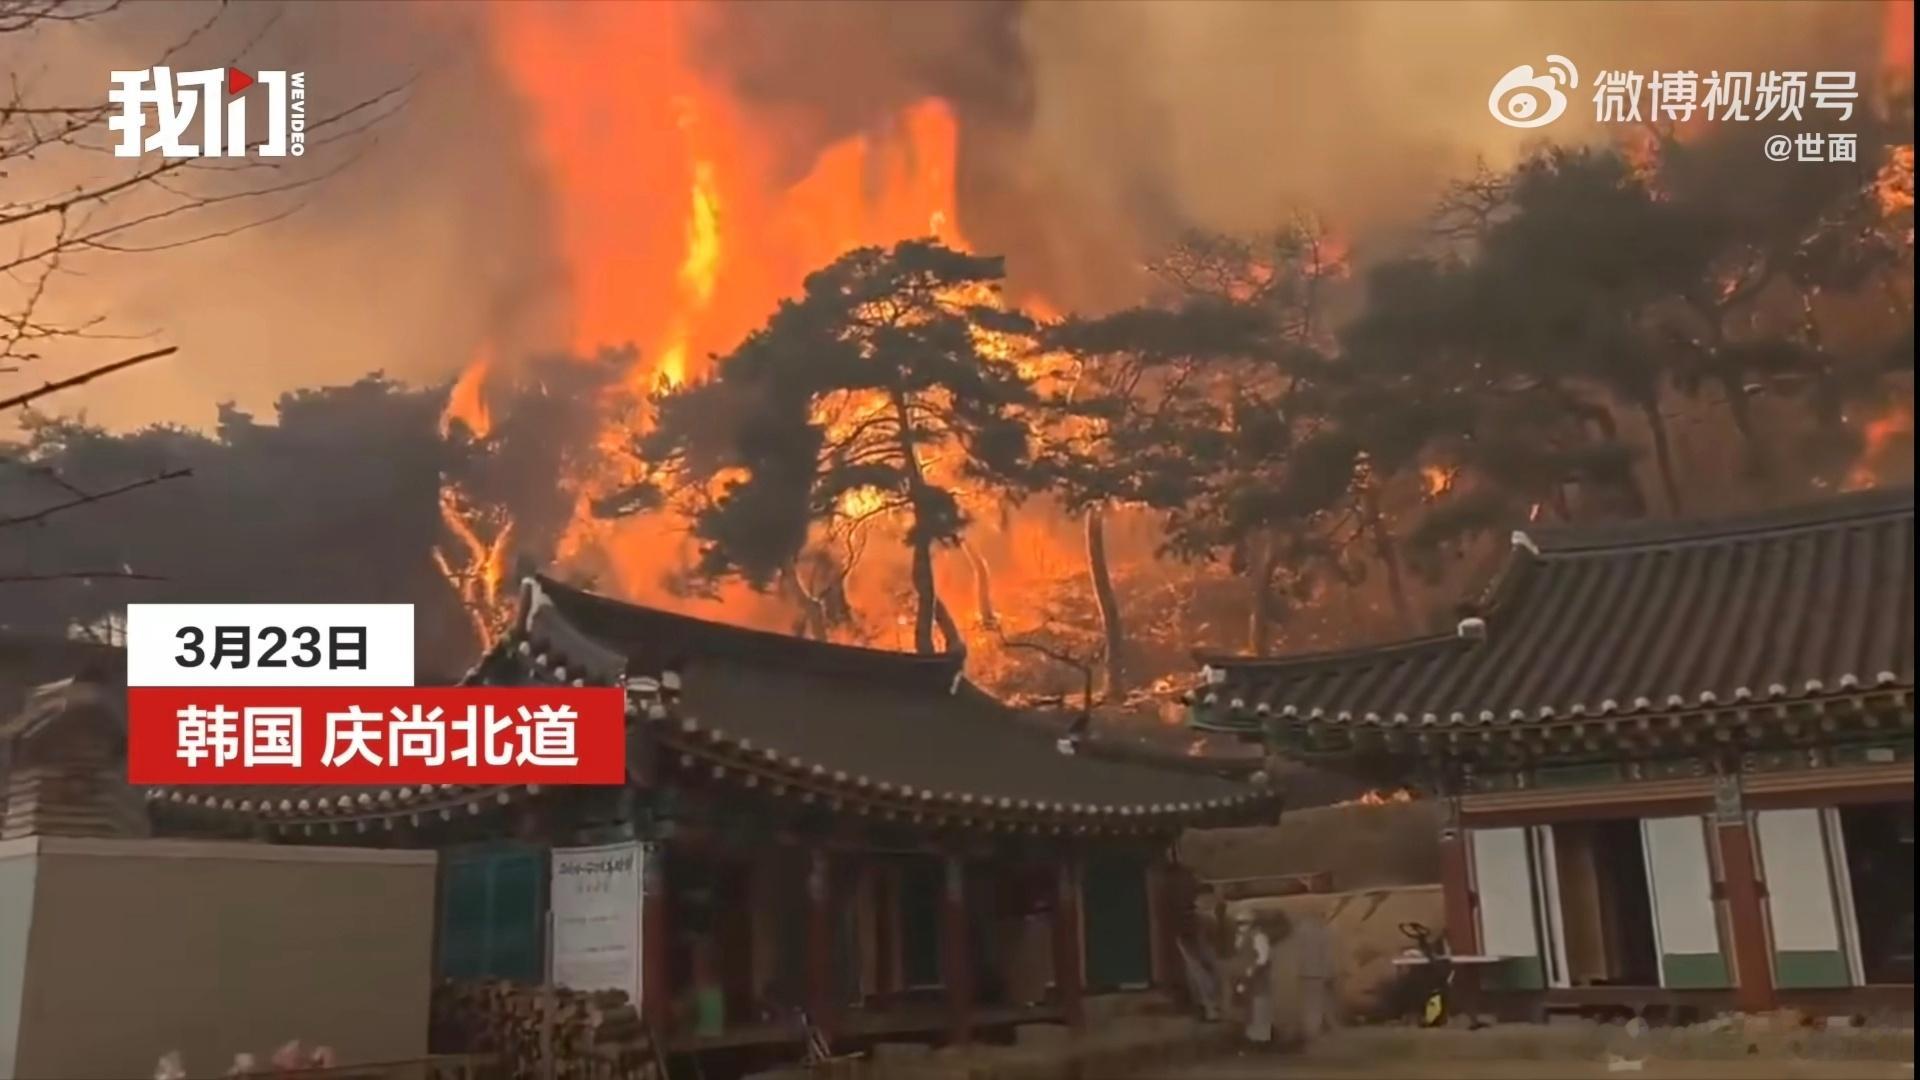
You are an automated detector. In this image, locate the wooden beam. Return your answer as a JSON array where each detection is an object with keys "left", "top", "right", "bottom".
[
  {"left": 807, "top": 847, "right": 835, "bottom": 1033},
  {"left": 642, "top": 845, "right": 673, "bottom": 1036},
  {"left": 1147, "top": 856, "right": 1185, "bottom": 1011},
  {"left": 943, "top": 854, "right": 973, "bottom": 1046},
  {"left": 1436, "top": 809, "right": 1483, "bottom": 1011},
  {"left": 875, "top": 861, "right": 898, "bottom": 998},
  {"left": 1712, "top": 780, "right": 1777, "bottom": 1014},
  {"left": 1052, "top": 852, "right": 1086, "bottom": 1029},
  {"left": 1436, "top": 820, "right": 1480, "bottom": 957}
]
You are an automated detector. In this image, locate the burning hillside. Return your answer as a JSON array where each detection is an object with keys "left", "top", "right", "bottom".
[
  {"left": 2, "top": 1, "right": 1912, "bottom": 709},
  {"left": 413, "top": 0, "right": 1916, "bottom": 709}
]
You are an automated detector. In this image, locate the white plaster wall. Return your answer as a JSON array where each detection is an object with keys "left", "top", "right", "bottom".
[{"left": 5, "top": 837, "right": 436, "bottom": 1080}]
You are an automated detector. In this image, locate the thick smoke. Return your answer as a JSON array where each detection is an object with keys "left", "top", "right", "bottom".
[
  {"left": 3, "top": 1, "right": 563, "bottom": 432},
  {"left": 696, "top": 0, "right": 1887, "bottom": 311},
  {"left": 6, "top": 1, "right": 1892, "bottom": 429}
]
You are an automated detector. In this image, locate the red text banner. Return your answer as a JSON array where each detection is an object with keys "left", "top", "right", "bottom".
[{"left": 128, "top": 687, "right": 625, "bottom": 785}]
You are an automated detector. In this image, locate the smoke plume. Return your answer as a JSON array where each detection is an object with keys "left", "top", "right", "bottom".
[{"left": 4, "top": 1, "right": 1892, "bottom": 427}]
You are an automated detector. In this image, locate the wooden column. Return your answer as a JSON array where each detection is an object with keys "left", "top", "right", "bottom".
[
  {"left": 807, "top": 847, "right": 836, "bottom": 1030},
  {"left": 1436, "top": 813, "right": 1481, "bottom": 956},
  {"left": 943, "top": 855, "right": 973, "bottom": 1045},
  {"left": 642, "top": 844, "right": 672, "bottom": 1035},
  {"left": 875, "top": 862, "right": 898, "bottom": 999},
  {"left": 1052, "top": 852, "right": 1086, "bottom": 1029},
  {"left": 1437, "top": 799, "right": 1481, "bottom": 1008},
  {"left": 1714, "top": 777, "right": 1776, "bottom": 1012},
  {"left": 1147, "top": 856, "right": 1185, "bottom": 1008}
]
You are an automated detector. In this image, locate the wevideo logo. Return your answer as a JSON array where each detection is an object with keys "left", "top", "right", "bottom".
[{"left": 109, "top": 66, "right": 307, "bottom": 158}]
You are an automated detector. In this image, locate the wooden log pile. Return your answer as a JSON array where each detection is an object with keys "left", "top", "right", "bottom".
[{"left": 430, "top": 979, "right": 662, "bottom": 1080}]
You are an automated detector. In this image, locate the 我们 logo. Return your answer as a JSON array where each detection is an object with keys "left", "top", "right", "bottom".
[
  {"left": 1489, "top": 55, "right": 1579, "bottom": 129},
  {"left": 109, "top": 65, "right": 307, "bottom": 158}
]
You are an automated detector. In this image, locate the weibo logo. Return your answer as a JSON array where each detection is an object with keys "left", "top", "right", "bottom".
[{"left": 1489, "top": 55, "right": 1579, "bottom": 129}]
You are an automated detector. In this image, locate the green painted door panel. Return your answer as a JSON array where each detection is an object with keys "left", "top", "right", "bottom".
[
  {"left": 1083, "top": 854, "right": 1151, "bottom": 990},
  {"left": 900, "top": 858, "right": 944, "bottom": 988}
]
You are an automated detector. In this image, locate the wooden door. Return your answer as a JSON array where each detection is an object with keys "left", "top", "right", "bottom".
[{"left": 1082, "top": 852, "right": 1151, "bottom": 991}]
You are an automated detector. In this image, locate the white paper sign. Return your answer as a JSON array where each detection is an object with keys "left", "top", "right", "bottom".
[{"left": 549, "top": 841, "right": 644, "bottom": 1002}]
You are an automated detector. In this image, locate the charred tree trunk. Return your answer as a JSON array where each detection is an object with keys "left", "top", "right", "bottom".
[
  {"left": 1638, "top": 396, "right": 1686, "bottom": 514},
  {"left": 1359, "top": 487, "right": 1414, "bottom": 634},
  {"left": 934, "top": 597, "right": 965, "bottom": 656},
  {"left": 1586, "top": 400, "right": 1649, "bottom": 515},
  {"left": 961, "top": 542, "right": 998, "bottom": 631},
  {"left": 1717, "top": 371, "right": 1776, "bottom": 482},
  {"left": 909, "top": 536, "right": 939, "bottom": 655},
  {"left": 1797, "top": 286, "right": 1848, "bottom": 437},
  {"left": 780, "top": 570, "right": 830, "bottom": 640},
  {"left": 1248, "top": 532, "right": 1277, "bottom": 657},
  {"left": 891, "top": 389, "right": 942, "bottom": 654},
  {"left": 1084, "top": 505, "right": 1127, "bottom": 699},
  {"left": 1550, "top": 483, "right": 1574, "bottom": 521}
]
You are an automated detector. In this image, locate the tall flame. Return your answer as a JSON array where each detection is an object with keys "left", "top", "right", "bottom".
[
  {"left": 441, "top": 349, "right": 493, "bottom": 440},
  {"left": 484, "top": 2, "right": 965, "bottom": 389},
  {"left": 433, "top": 487, "right": 515, "bottom": 646},
  {"left": 1846, "top": 403, "right": 1914, "bottom": 490},
  {"left": 1884, "top": 0, "right": 1914, "bottom": 86},
  {"left": 454, "top": 0, "right": 974, "bottom": 617}
]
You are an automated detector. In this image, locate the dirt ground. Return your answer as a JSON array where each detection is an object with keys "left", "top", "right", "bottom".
[{"left": 1148, "top": 1051, "right": 1916, "bottom": 1079}]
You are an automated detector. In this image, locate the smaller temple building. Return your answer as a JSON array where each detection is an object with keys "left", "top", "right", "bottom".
[
  {"left": 1190, "top": 487, "right": 1914, "bottom": 1018},
  {"left": 141, "top": 577, "right": 1278, "bottom": 1065}
]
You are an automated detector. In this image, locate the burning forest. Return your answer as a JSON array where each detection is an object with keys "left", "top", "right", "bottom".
[{"left": 3, "top": 0, "right": 1915, "bottom": 716}]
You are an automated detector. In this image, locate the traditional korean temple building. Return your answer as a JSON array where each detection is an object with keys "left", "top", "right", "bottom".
[
  {"left": 1190, "top": 486, "right": 1915, "bottom": 1016},
  {"left": 144, "top": 576, "right": 1278, "bottom": 1060}
]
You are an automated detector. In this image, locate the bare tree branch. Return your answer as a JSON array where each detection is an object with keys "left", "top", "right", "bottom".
[
  {"left": 0, "top": 0, "right": 123, "bottom": 34},
  {"left": 0, "top": 466, "right": 191, "bottom": 529},
  {"left": 0, "top": 568, "right": 165, "bottom": 583},
  {"left": 0, "top": 344, "right": 176, "bottom": 411},
  {"left": 0, "top": 452, "right": 90, "bottom": 497},
  {"left": 998, "top": 632, "right": 1098, "bottom": 713}
]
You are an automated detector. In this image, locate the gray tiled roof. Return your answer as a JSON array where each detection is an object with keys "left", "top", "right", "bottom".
[
  {"left": 1192, "top": 486, "right": 1915, "bottom": 734},
  {"left": 532, "top": 577, "right": 1274, "bottom": 831}
]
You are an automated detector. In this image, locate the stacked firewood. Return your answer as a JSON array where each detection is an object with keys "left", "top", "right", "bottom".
[{"left": 430, "top": 979, "right": 663, "bottom": 1080}]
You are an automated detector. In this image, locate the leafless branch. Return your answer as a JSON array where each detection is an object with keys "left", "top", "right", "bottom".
[
  {"left": 0, "top": 0, "right": 123, "bottom": 34},
  {"left": 0, "top": 569, "right": 165, "bottom": 583},
  {"left": 5, "top": 27, "right": 412, "bottom": 360},
  {"left": 0, "top": 466, "right": 191, "bottom": 529},
  {"left": 0, "top": 344, "right": 176, "bottom": 411},
  {"left": 0, "top": 452, "right": 89, "bottom": 497},
  {"left": 998, "top": 631, "right": 1098, "bottom": 712}
]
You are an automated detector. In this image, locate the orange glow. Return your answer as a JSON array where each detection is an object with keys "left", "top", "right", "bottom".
[
  {"left": 463, "top": 0, "right": 975, "bottom": 616},
  {"left": 1339, "top": 788, "right": 1415, "bottom": 807},
  {"left": 441, "top": 350, "right": 493, "bottom": 440},
  {"left": 484, "top": 2, "right": 965, "bottom": 385},
  {"left": 1420, "top": 465, "right": 1454, "bottom": 497},
  {"left": 1885, "top": 0, "right": 1914, "bottom": 83},
  {"left": 433, "top": 487, "right": 515, "bottom": 646},
  {"left": 1846, "top": 403, "right": 1914, "bottom": 490},
  {"left": 1879, "top": 144, "right": 1915, "bottom": 220}
]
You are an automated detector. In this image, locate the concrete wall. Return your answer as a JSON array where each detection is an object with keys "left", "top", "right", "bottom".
[
  {"left": 0, "top": 836, "right": 436, "bottom": 1080},
  {"left": 0, "top": 846, "right": 37, "bottom": 1080}
]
